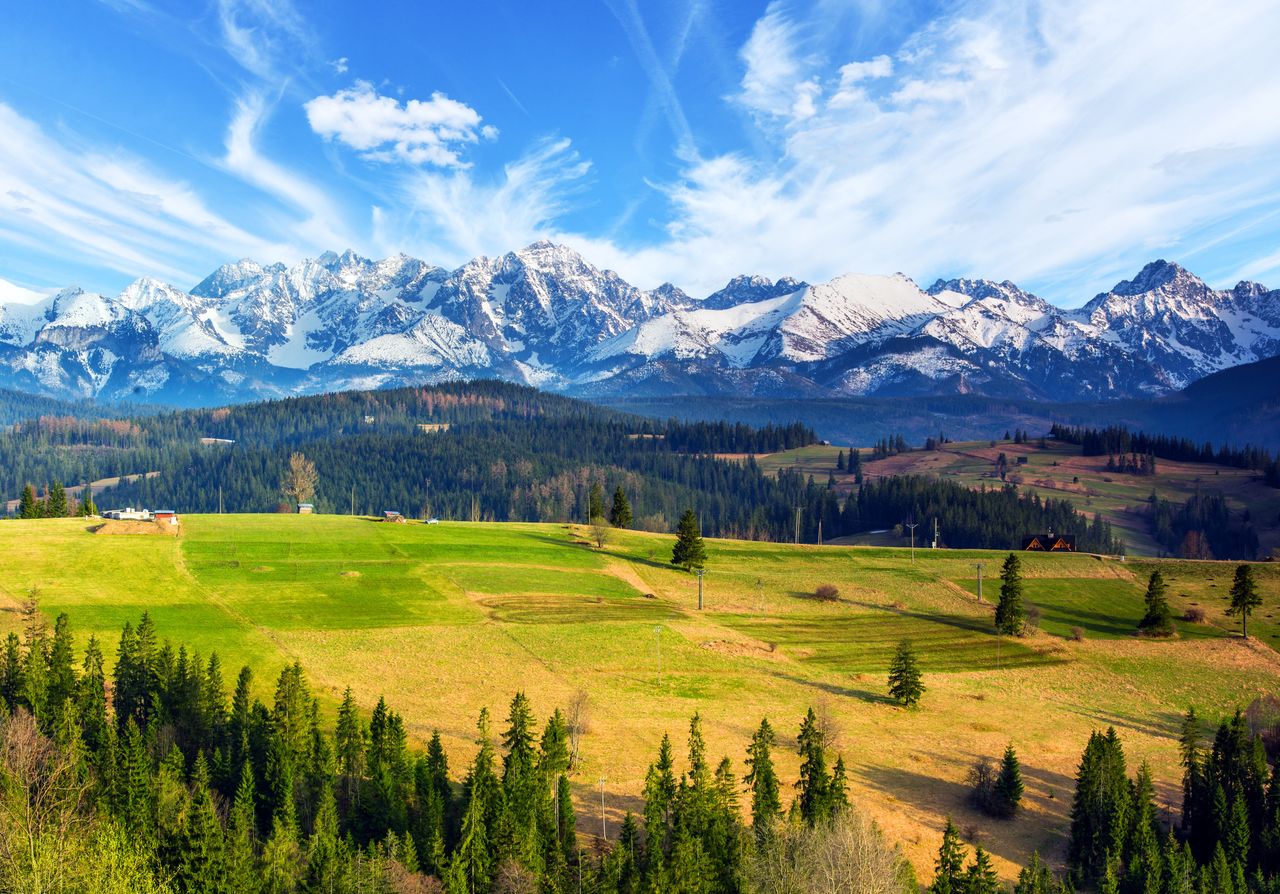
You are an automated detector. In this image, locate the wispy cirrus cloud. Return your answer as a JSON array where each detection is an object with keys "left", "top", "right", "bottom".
[
  {"left": 304, "top": 81, "right": 498, "bottom": 168},
  {"left": 589, "top": 0, "right": 1280, "bottom": 300},
  {"left": 0, "top": 101, "right": 288, "bottom": 286},
  {"left": 374, "top": 138, "right": 591, "bottom": 265}
]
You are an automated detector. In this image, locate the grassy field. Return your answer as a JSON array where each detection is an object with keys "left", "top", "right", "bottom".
[
  {"left": 750, "top": 439, "right": 1280, "bottom": 557},
  {"left": 0, "top": 514, "right": 1278, "bottom": 881}
]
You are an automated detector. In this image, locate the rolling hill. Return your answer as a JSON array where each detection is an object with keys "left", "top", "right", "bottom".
[{"left": 0, "top": 514, "right": 1275, "bottom": 882}]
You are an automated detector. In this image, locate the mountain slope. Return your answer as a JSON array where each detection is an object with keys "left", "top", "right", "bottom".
[{"left": 0, "top": 246, "right": 1276, "bottom": 406}]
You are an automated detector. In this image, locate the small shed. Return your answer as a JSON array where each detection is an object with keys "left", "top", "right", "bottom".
[
  {"left": 297, "top": 503, "right": 314, "bottom": 514},
  {"left": 382, "top": 510, "right": 406, "bottom": 523},
  {"left": 154, "top": 510, "right": 179, "bottom": 526}
]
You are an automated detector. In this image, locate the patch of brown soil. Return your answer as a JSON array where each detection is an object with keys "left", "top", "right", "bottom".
[
  {"left": 90, "top": 520, "right": 180, "bottom": 536},
  {"left": 699, "top": 639, "right": 784, "bottom": 661},
  {"left": 340, "top": 571, "right": 362, "bottom": 578}
]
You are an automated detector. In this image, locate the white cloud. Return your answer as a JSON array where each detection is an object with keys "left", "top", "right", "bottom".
[
  {"left": 0, "top": 101, "right": 291, "bottom": 286},
  {"left": 224, "top": 92, "right": 354, "bottom": 252},
  {"left": 839, "top": 55, "right": 892, "bottom": 84},
  {"left": 597, "top": 0, "right": 1280, "bottom": 301},
  {"left": 329, "top": 56, "right": 349, "bottom": 74},
  {"left": 374, "top": 138, "right": 591, "bottom": 265},
  {"left": 216, "top": 0, "right": 313, "bottom": 79},
  {"left": 737, "top": 2, "right": 821, "bottom": 125},
  {"left": 305, "top": 81, "right": 497, "bottom": 168}
]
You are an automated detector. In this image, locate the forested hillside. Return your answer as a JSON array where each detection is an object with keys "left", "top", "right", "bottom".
[{"left": 0, "top": 381, "right": 1112, "bottom": 550}]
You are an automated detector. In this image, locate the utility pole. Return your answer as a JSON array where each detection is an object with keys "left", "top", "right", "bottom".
[
  {"left": 794, "top": 506, "right": 801, "bottom": 545},
  {"left": 599, "top": 777, "right": 608, "bottom": 840},
  {"left": 818, "top": 519, "right": 823, "bottom": 547},
  {"left": 906, "top": 521, "right": 918, "bottom": 564},
  {"left": 350, "top": 484, "right": 355, "bottom": 517},
  {"left": 974, "top": 562, "right": 985, "bottom": 602},
  {"left": 218, "top": 486, "right": 223, "bottom": 515},
  {"left": 695, "top": 568, "right": 705, "bottom": 610}
]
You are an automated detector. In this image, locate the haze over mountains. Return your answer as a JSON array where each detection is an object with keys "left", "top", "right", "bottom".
[{"left": 0, "top": 242, "right": 1277, "bottom": 406}]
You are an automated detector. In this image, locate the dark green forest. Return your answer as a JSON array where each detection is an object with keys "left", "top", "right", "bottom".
[{"left": 0, "top": 381, "right": 1110, "bottom": 550}]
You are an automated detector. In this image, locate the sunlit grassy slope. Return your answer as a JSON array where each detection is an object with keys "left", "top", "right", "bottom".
[
  {"left": 0, "top": 514, "right": 1277, "bottom": 880},
  {"left": 750, "top": 439, "right": 1280, "bottom": 557}
]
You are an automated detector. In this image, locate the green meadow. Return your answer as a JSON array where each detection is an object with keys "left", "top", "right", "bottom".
[{"left": 0, "top": 513, "right": 1276, "bottom": 880}]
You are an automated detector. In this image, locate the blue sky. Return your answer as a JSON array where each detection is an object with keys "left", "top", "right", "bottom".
[{"left": 2, "top": 0, "right": 1280, "bottom": 307}]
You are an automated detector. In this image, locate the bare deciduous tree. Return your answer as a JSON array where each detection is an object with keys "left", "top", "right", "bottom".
[
  {"left": 751, "top": 810, "right": 914, "bottom": 894},
  {"left": 589, "top": 517, "right": 612, "bottom": 549},
  {"left": 0, "top": 711, "right": 90, "bottom": 892},
  {"left": 566, "top": 689, "right": 590, "bottom": 773},
  {"left": 281, "top": 452, "right": 319, "bottom": 507}
]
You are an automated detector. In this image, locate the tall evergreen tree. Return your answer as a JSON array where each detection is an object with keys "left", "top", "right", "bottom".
[
  {"left": 588, "top": 482, "right": 605, "bottom": 521},
  {"left": 1138, "top": 569, "right": 1175, "bottom": 636},
  {"left": 670, "top": 509, "right": 707, "bottom": 572},
  {"left": 888, "top": 639, "right": 925, "bottom": 707},
  {"left": 931, "top": 818, "right": 966, "bottom": 894},
  {"left": 18, "top": 483, "right": 39, "bottom": 519},
  {"left": 1226, "top": 564, "right": 1262, "bottom": 639},
  {"left": 743, "top": 718, "right": 781, "bottom": 838},
  {"left": 795, "top": 708, "right": 832, "bottom": 826},
  {"left": 609, "top": 486, "right": 633, "bottom": 528},
  {"left": 47, "top": 480, "right": 68, "bottom": 517},
  {"left": 995, "top": 743, "right": 1024, "bottom": 817},
  {"left": 995, "top": 552, "right": 1026, "bottom": 636}
]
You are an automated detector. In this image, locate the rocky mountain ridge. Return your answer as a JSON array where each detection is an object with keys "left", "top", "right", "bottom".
[{"left": 0, "top": 243, "right": 1276, "bottom": 405}]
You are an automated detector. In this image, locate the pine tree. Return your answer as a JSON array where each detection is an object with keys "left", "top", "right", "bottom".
[
  {"left": 930, "top": 818, "right": 966, "bottom": 894},
  {"left": 964, "top": 847, "right": 1000, "bottom": 894},
  {"left": 47, "top": 480, "right": 68, "bottom": 517},
  {"left": 78, "top": 635, "right": 109, "bottom": 754},
  {"left": 176, "top": 753, "right": 228, "bottom": 893},
  {"left": 670, "top": 509, "right": 707, "bottom": 572},
  {"left": 46, "top": 612, "right": 77, "bottom": 714},
  {"left": 18, "top": 483, "right": 39, "bottom": 519},
  {"left": 226, "top": 761, "right": 258, "bottom": 894},
  {"left": 1138, "top": 569, "right": 1175, "bottom": 636},
  {"left": 994, "top": 743, "right": 1024, "bottom": 817},
  {"left": 743, "top": 718, "right": 781, "bottom": 838},
  {"left": 588, "top": 482, "right": 605, "bottom": 521},
  {"left": 795, "top": 708, "right": 831, "bottom": 826},
  {"left": 995, "top": 552, "right": 1026, "bottom": 636},
  {"left": 836, "top": 450, "right": 846, "bottom": 471},
  {"left": 887, "top": 639, "right": 924, "bottom": 707},
  {"left": 1226, "top": 564, "right": 1261, "bottom": 639},
  {"left": 609, "top": 486, "right": 633, "bottom": 529}
]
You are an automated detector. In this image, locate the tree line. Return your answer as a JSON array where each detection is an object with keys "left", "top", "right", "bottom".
[{"left": 1050, "top": 424, "right": 1279, "bottom": 485}]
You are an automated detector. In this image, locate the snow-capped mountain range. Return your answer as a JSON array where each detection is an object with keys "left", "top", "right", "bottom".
[{"left": 1, "top": 241, "right": 1277, "bottom": 405}]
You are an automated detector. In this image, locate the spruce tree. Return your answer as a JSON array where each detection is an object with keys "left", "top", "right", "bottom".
[
  {"left": 1138, "top": 569, "right": 1175, "bottom": 636},
  {"left": 887, "top": 639, "right": 924, "bottom": 707},
  {"left": 670, "top": 509, "right": 707, "bottom": 572},
  {"left": 1226, "top": 564, "right": 1261, "bottom": 639},
  {"left": 930, "top": 818, "right": 965, "bottom": 894},
  {"left": 225, "top": 761, "right": 258, "bottom": 893},
  {"left": 795, "top": 708, "right": 831, "bottom": 826},
  {"left": 995, "top": 743, "right": 1024, "bottom": 817},
  {"left": 18, "top": 483, "right": 39, "bottom": 519},
  {"left": 743, "top": 718, "right": 781, "bottom": 838},
  {"left": 995, "top": 552, "right": 1026, "bottom": 636},
  {"left": 588, "top": 482, "right": 605, "bottom": 521},
  {"left": 47, "top": 480, "right": 68, "bottom": 517},
  {"left": 609, "top": 486, "right": 633, "bottom": 529},
  {"left": 964, "top": 847, "right": 1000, "bottom": 894}
]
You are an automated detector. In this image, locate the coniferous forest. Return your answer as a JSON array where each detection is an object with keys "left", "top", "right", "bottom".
[
  {"left": 0, "top": 382, "right": 1113, "bottom": 551},
  {"left": 2, "top": 608, "right": 1279, "bottom": 893}
]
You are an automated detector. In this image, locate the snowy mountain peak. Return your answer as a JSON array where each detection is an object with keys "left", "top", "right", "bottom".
[{"left": 0, "top": 251, "right": 1275, "bottom": 405}]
